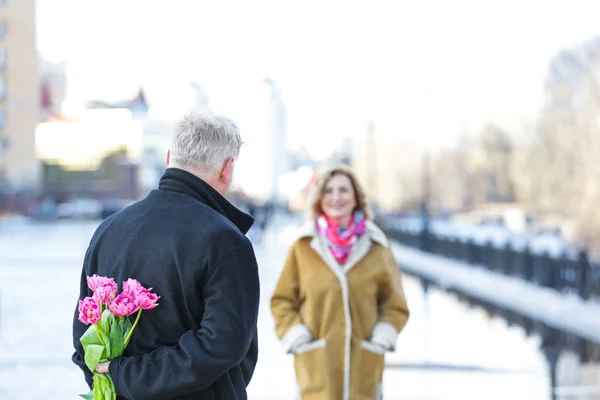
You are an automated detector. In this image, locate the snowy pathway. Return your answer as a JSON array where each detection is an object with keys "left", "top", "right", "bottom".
[{"left": 0, "top": 216, "right": 549, "bottom": 399}]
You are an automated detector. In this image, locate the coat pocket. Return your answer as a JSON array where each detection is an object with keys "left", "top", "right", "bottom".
[
  {"left": 295, "top": 338, "right": 326, "bottom": 354},
  {"left": 360, "top": 340, "right": 385, "bottom": 355},
  {"left": 359, "top": 340, "right": 385, "bottom": 398},
  {"left": 294, "top": 339, "right": 327, "bottom": 396}
]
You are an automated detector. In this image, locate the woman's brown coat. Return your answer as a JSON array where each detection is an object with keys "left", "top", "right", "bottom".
[{"left": 271, "top": 221, "right": 409, "bottom": 400}]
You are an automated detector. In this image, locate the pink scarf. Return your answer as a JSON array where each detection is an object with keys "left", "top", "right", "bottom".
[{"left": 316, "top": 211, "right": 366, "bottom": 264}]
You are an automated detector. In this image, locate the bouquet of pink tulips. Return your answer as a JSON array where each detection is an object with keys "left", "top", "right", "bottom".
[{"left": 78, "top": 275, "right": 160, "bottom": 400}]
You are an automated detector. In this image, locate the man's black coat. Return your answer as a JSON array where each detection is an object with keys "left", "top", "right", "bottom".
[{"left": 72, "top": 168, "right": 260, "bottom": 400}]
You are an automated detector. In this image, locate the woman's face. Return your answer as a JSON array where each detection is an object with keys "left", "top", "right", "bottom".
[{"left": 320, "top": 174, "right": 357, "bottom": 223}]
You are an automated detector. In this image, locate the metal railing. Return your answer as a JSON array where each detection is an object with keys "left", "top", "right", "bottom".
[{"left": 381, "top": 222, "right": 600, "bottom": 301}]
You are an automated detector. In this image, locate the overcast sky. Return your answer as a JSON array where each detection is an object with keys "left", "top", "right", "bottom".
[{"left": 37, "top": 0, "right": 600, "bottom": 157}]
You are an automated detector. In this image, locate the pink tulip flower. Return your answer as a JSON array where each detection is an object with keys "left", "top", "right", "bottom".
[
  {"left": 134, "top": 289, "right": 160, "bottom": 310},
  {"left": 78, "top": 297, "right": 101, "bottom": 325},
  {"left": 122, "top": 278, "right": 142, "bottom": 295},
  {"left": 108, "top": 292, "right": 139, "bottom": 317},
  {"left": 122, "top": 279, "right": 160, "bottom": 310},
  {"left": 87, "top": 274, "right": 118, "bottom": 303}
]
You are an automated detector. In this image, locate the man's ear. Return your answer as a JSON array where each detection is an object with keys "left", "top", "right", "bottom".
[
  {"left": 220, "top": 157, "right": 235, "bottom": 184},
  {"left": 166, "top": 149, "right": 171, "bottom": 167}
]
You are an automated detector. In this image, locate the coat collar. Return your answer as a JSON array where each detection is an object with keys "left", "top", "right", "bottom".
[
  {"left": 298, "top": 219, "right": 389, "bottom": 273},
  {"left": 297, "top": 219, "right": 389, "bottom": 248},
  {"left": 158, "top": 167, "right": 254, "bottom": 234}
]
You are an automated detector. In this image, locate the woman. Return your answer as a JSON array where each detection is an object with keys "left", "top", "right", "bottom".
[{"left": 270, "top": 165, "right": 410, "bottom": 400}]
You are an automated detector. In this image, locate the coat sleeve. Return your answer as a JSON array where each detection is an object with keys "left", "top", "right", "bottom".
[
  {"left": 373, "top": 246, "right": 410, "bottom": 348},
  {"left": 270, "top": 241, "right": 309, "bottom": 351},
  {"left": 72, "top": 248, "right": 94, "bottom": 389},
  {"left": 109, "top": 243, "right": 260, "bottom": 400}
]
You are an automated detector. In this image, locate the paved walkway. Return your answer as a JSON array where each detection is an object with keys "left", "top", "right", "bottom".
[{"left": 0, "top": 216, "right": 549, "bottom": 399}]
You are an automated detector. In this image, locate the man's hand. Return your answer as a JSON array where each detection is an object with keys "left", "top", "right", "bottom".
[{"left": 96, "top": 361, "right": 110, "bottom": 374}]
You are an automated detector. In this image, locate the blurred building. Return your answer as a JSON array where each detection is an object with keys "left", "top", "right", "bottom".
[
  {"left": 0, "top": 0, "right": 40, "bottom": 189},
  {"left": 264, "top": 78, "right": 290, "bottom": 202},
  {"left": 137, "top": 117, "right": 172, "bottom": 195},
  {"left": 146, "top": 81, "right": 211, "bottom": 122},
  {"left": 87, "top": 87, "right": 149, "bottom": 116},
  {"left": 234, "top": 78, "right": 291, "bottom": 203},
  {"left": 352, "top": 122, "right": 421, "bottom": 213},
  {"left": 36, "top": 109, "right": 143, "bottom": 201},
  {"left": 36, "top": 89, "right": 177, "bottom": 201},
  {"left": 189, "top": 82, "right": 210, "bottom": 112},
  {"left": 39, "top": 58, "right": 67, "bottom": 119}
]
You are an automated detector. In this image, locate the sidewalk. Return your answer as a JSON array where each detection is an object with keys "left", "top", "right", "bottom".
[
  {"left": 0, "top": 215, "right": 549, "bottom": 399},
  {"left": 260, "top": 216, "right": 549, "bottom": 400}
]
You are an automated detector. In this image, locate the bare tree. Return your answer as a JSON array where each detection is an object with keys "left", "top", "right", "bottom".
[{"left": 520, "top": 37, "right": 600, "bottom": 249}]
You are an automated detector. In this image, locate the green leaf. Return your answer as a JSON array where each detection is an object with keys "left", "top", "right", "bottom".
[
  {"left": 119, "top": 316, "right": 133, "bottom": 343},
  {"left": 80, "top": 324, "right": 103, "bottom": 349},
  {"left": 79, "top": 390, "right": 94, "bottom": 400},
  {"left": 104, "top": 336, "right": 112, "bottom": 360},
  {"left": 84, "top": 344, "right": 106, "bottom": 373},
  {"left": 93, "top": 374, "right": 103, "bottom": 399},
  {"left": 103, "top": 378, "right": 114, "bottom": 399},
  {"left": 99, "top": 309, "right": 112, "bottom": 334},
  {"left": 109, "top": 313, "right": 125, "bottom": 358},
  {"left": 94, "top": 373, "right": 115, "bottom": 400},
  {"left": 106, "top": 373, "right": 117, "bottom": 400}
]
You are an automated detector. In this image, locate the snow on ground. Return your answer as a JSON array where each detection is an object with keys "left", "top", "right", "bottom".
[
  {"left": 0, "top": 215, "right": 550, "bottom": 399},
  {"left": 387, "top": 217, "right": 573, "bottom": 258},
  {"left": 390, "top": 242, "right": 600, "bottom": 343}
]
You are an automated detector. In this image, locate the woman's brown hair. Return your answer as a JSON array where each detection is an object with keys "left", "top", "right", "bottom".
[{"left": 309, "top": 165, "right": 372, "bottom": 220}]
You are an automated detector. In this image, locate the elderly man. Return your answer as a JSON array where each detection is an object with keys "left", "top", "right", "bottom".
[{"left": 72, "top": 111, "right": 260, "bottom": 399}]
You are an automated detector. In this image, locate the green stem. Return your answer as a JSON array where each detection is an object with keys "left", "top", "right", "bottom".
[
  {"left": 124, "top": 308, "right": 143, "bottom": 347},
  {"left": 106, "top": 372, "right": 117, "bottom": 400},
  {"left": 93, "top": 323, "right": 106, "bottom": 346}
]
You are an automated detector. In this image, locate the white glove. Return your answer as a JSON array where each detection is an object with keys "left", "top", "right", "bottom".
[
  {"left": 369, "top": 336, "right": 391, "bottom": 352},
  {"left": 289, "top": 330, "right": 313, "bottom": 354},
  {"left": 370, "top": 322, "right": 397, "bottom": 351},
  {"left": 282, "top": 324, "right": 314, "bottom": 354}
]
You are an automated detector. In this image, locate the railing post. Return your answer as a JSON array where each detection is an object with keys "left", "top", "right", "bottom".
[
  {"left": 420, "top": 223, "right": 430, "bottom": 253},
  {"left": 557, "top": 250, "right": 569, "bottom": 294},
  {"left": 420, "top": 278, "right": 431, "bottom": 363},
  {"left": 523, "top": 245, "right": 534, "bottom": 282},
  {"left": 542, "top": 331, "right": 561, "bottom": 400},
  {"left": 466, "top": 238, "right": 474, "bottom": 265},
  {"left": 578, "top": 249, "right": 589, "bottom": 300},
  {"left": 503, "top": 242, "right": 512, "bottom": 275},
  {"left": 483, "top": 241, "right": 493, "bottom": 272},
  {"left": 540, "top": 252, "right": 551, "bottom": 288}
]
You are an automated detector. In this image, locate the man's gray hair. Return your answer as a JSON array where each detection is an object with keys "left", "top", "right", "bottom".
[{"left": 170, "top": 110, "right": 242, "bottom": 172}]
